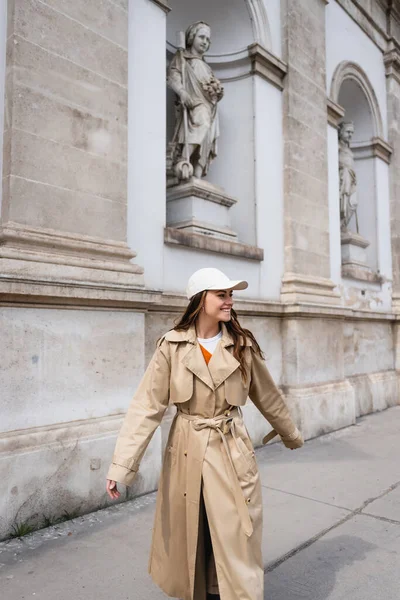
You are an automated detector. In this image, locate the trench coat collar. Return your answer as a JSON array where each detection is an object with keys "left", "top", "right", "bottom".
[
  {"left": 164, "top": 323, "right": 252, "bottom": 347},
  {"left": 164, "top": 324, "right": 251, "bottom": 390}
]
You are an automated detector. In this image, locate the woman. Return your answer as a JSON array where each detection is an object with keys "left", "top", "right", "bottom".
[{"left": 106, "top": 268, "right": 303, "bottom": 600}]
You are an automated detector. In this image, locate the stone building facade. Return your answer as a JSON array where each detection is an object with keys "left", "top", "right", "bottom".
[{"left": 1, "top": 0, "right": 400, "bottom": 539}]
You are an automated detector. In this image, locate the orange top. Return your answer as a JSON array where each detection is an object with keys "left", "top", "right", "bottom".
[{"left": 199, "top": 344, "right": 212, "bottom": 365}]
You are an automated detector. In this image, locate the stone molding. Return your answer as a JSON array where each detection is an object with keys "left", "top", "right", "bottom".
[
  {"left": 341, "top": 231, "right": 369, "bottom": 249},
  {"left": 341, "top": 263, "right": 384, "bottom": 284},
  {"left": 149, "top": 0, "right": 170, "bottom": 13},
  {"left": 247, "top": 43, "right": 287, "bottom": 90},
  {"left": 330, "top": 61, "right": 384, "bottom": 137},
  {"left": 167, "top": 179, "right": 237, "bottom": 208},
  {"left": 0, "top": 222, "right": 145, "bottom": 294},
  {"left": 391, "top": 292, "right": 400, "bottom": 314},
  {"left": 0, "top": 222, "right": 141, "bottom": 270},
  {"left": 280, "top": 273, "right": 341, "bottom": 306},
  {"left": 1, "top": 281, "right": 396, "bottom": 322},
  {"left": 384, "top": 41, "right": 400, "bottom": 85},
  {"left": 351, "top": 137, "right": 393, "bottom": 164},
  {"left": 327, "top": 98, "right": 345, "bottom": 128},
  {"left": 164, "top": 226, "right": 264, "bottom": 261}
]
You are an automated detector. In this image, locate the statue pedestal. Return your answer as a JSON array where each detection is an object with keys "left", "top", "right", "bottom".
[
  {"left": 341, "top": 231, "right": 369, "bottom": 265},
  {"left": 166, "top": 179, "right": 238, "bottom": 242},
  {"left": 341, "top": 231, "right": 381, "bottom": 282}
]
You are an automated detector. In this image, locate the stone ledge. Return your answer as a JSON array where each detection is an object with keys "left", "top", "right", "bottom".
[
  {"left": 342, "top": 263, "right": 384, "bottom": 284},
  {"left": 352, "top": 137, "right": 393, "bottom": 164},
  {"left": 280, "top": 273, "right": 341, "bottom": 306},
  {"left": 0, "top": 222, "right": 143, "bottom": 274},
  {"left": 1, "top": 283, "right": 397, "bottom": 322},
  {"left": 327, "top": 98, "right": 345, "bottom": 128},
  {"left": 164, "top": 227, "right": 264, "bottom": 261},
  {"left": 149, "top": 0, "right": 170, "bottom": 13},
  {"left": 247, "top": 43, "right": 287, "bottom": 90},
  {"left": 384, "top": 41, "right": 400, "bottom": 84}
]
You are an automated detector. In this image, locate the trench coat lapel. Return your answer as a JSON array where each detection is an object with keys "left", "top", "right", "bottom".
[
  {"left": 207, "top": 324, "right": 240, "bottom": 389},
  {"left": 181, "top": 338, "right": 215, "bottom": 391}
]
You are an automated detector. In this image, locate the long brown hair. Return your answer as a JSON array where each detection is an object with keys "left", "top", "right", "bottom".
[{"left": 174, "top": 291, "right": 264, "bottom": 380}]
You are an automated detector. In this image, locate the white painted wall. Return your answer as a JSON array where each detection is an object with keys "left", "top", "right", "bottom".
[
  {"left": 326, "top": 0, "right": 388, "bottom": 137},
  {"left": 253, "top": 75, "right": 284, "bottom": 299},
  {"left": 0, "top": 0, "right": 7, "bottom": 216},
  {"left": 375, "top": 159, "right": 393, "bottom": 281},
  {"left": 327, "top": 124, "right": 342, "bottom": 286},
  {"left": 355, "top": 157, "right": 377, "bottom": 270},
  {"left": 127, "top": 0, "right": 167, "bottom": 291},
  {"left": 207, "top": 77, "right": 256, "bottom": 247}
]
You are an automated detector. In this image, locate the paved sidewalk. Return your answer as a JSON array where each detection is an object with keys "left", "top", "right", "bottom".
[{"left": 1, "top": 406, "right": 400, "bottom": 600}]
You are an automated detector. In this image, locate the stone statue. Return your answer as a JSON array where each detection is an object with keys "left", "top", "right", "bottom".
[
  {"left": 167, "top": 22, "right": 224, "bottom": 181},
  {"left": 338, "top": 121, "right": 358, "bottom": 233}
]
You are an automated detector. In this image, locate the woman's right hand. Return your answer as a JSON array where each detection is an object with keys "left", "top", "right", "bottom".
[
  {"left": 179, "top": 90, "right": 193, "bottom": 108},
  {"left": 106, "top": 479, "right": 121, "bottom": 500}
]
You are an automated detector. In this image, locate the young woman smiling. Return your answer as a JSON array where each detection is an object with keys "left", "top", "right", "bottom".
[{"left": 106, "top": 267, "right": 303, "bottom": 600}]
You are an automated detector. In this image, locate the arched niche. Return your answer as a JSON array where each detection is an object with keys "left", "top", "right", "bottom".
[
  {"left": 165, "top": 0, "right": 274, "bottom": 248},
  {"left": 330, "top": 61, "right": 383, "bottom": 139},
  {"left": 330, "top": 62, "right": 385, "bottom": 274},
  {"left": 166, "top": 0, "right": 272, "bottom": 55}
]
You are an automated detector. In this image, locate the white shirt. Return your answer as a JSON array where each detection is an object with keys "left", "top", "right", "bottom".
[{"left": 197, "top": 331, "right": 222, "bottom": 355}]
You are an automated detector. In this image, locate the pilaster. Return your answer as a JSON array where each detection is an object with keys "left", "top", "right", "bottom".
[
  {"left": 281, "top": 0, "right": 338, "bottom": 305},
  {"left": 0, "top": 0, "right": 144, "bottom": 300},
  {"left": 385, "top": 41, "right": 400, "bottom": 312}
]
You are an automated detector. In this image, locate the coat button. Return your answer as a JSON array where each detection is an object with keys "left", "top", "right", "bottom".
[
  {"left": 246, "top": 498, "right": 251, "bottom": 503},
  {"left": 184, "top": 493, "right": 187, "bottom": 497},
  {"left": 184, "top": 452, "right": 187, "bottom": 457}
]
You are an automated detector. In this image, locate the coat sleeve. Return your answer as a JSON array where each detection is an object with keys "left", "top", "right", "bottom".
[
  {"left": 248, "top": 352, "right": 303, "bottom": 449},
  {"left": 107, "top": 340, "right": 171, "bottom": 486}
]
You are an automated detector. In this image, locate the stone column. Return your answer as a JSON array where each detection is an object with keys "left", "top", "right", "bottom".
[
  {"left": 384, "top": 41, "right": 400, "bottom": 313},
  {"left": 280, "top": 0, "right": 339, "bottom": 304},
  {"left": 1, "top": 0, "right": 143, "bottom": 298}
]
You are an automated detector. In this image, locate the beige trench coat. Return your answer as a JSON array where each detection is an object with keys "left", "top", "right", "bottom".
[{"left": 107, "top": 324, "right": 303, "bottom": 600}]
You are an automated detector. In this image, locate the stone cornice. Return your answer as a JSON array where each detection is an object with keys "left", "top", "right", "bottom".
[
  {"left": 1, "top": 280, "right": 397, "bottom": 322},
  {"left": 327, "top": 98, "right": 345, "bottom": 128},
  {"left": 148, "top": 0, "right": 170, "bottom": 13},
  {"left": 384, "top": 41, "right": 400, "bottom": 84},
  {"left": 352, "top": 137, "right": 393, "bottom": 164},
  {"left": 164, "top": 226, "right": 264, "bottom": 261},
  {"left": 247, "top": 43, "right": 287, "bottom": 90}
]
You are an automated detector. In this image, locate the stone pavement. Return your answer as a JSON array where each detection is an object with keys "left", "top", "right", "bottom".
[{"left": 1, "top": 406, "right": 400, "bottom": 600}]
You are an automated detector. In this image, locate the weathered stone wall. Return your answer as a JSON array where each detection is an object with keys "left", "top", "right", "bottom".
[
  {"left": 1, "top": 0, "right": 142, "bottom": 290},
  {"left": 3, "top": 0, "right": 128, "bottom": 239}
]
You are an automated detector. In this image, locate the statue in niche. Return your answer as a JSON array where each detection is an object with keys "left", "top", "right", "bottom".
[
  {"left": 167, "top": 21, "right": 224, "bottom": 182},
  {"left": 338, "top": 121, "right": 359, "bottom": 233}
]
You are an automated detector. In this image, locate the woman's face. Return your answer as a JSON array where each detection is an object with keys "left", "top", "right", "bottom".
[
  {"left": 203, "top": 290, "right": 233, "bottom": 323},
  {"left": 192, "top": 27, "right": 211, "bottom": 55}
]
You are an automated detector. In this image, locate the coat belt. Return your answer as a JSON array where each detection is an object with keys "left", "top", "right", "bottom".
[{"left": 177, "top": 409, "right": 254, "bottom": 538}]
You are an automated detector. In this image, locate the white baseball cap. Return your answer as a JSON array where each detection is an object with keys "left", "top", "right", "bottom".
[{"left": 186, "top": 268, "right": 248, "bottom": 299}]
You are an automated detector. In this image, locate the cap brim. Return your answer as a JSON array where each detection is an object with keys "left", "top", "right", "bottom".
[{"left": 208, "top": 279, "right": 248, "bottom": 292}]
